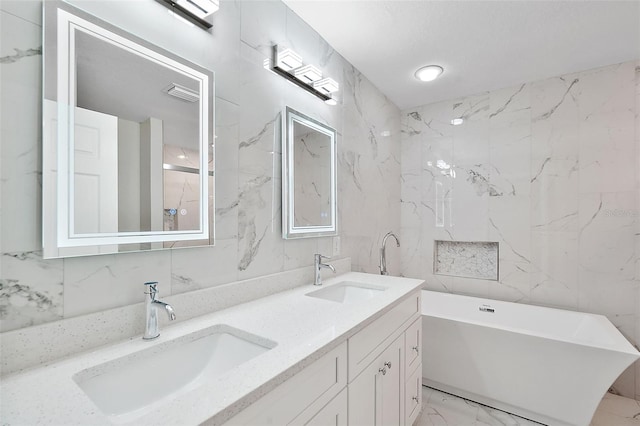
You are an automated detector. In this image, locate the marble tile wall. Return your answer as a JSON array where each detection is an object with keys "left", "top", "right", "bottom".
[
  {"left": 0, "top": 1, "right": 401, "bottom": 334},
  {"left": 401, "top": 60, "right": 640, "bottom": 398}
]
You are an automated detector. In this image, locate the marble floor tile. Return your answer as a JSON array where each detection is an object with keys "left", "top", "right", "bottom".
[{"left": 417, "top": 387, "right": 640, "bottom": 426}]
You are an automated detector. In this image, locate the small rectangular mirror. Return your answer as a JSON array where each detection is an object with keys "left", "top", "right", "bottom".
[
  {"left": 282, "top": 107, "right": 337, "bottom": 239},
  {"left": 43, "top": 1, "right": 214, "bottom": 258}
]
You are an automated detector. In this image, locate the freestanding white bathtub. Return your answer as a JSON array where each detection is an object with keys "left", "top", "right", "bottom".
[{"left": 421, "top": 290, "right": 640, "bottom": 426}]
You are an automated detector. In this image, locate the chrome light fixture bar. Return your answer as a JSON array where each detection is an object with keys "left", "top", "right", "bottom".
[
  {"left": 159, "top": 0, "right": 219, "bottom": 29},
  {"left": 163, "top": 83, "right": 200, "bottom": 102},
  {"left": 271, "top": 45, "right": 338, "bottom": 103}
]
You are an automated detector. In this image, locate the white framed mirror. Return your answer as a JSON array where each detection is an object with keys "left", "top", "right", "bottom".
[
  {"left": 42, "top": 1, "right": 214, "bottom": 258},
  {"left": 282, "top": 107, "right": 337, "bottom": 239}
]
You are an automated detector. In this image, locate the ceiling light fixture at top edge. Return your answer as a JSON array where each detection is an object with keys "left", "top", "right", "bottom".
[{"left": 415, "top": 65, "right": 444, "bottom": 82}]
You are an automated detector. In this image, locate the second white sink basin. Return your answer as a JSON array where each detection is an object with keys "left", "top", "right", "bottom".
[
  {"left": 306, "top": 281, "right": 387, "bottom": 304},
  {"left": 73, "top": 324, "right": 275, "bottom": 423}
]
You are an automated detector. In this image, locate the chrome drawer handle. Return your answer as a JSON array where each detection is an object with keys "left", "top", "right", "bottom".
[
  {"left": 412, "top": 346, "right": 419, "bottom": 354},
  {"left": 378, "top": 367, "right": 387, "bottom": 375},
  {"left": 412, "top": 396, "right": 419, "bottom": 403},
  {"left": 384, "top": 361, "right": 392, "bottom": 369}
]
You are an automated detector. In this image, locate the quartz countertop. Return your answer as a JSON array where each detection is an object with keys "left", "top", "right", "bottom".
[{"left": 0, "top": 272, "right": 423, "bottom": 425}]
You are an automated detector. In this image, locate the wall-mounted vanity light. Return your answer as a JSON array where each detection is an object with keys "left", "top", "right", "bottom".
[
  {"left": 271, "top": 45, "right": 339, "bottom": 104},
  {"left": 159, "top": 0, "right": 219, "bottom": 29},
  {"left": 275, "top": 46, "right": 303, "bottom": 71}
]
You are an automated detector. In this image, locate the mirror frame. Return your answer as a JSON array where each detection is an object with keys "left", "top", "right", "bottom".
[
  {"left": 282, "top": 107, "right": 337, "bottom": 239},
  {"left": 42, "top": 1, "right": 214, "bottom": 258}
]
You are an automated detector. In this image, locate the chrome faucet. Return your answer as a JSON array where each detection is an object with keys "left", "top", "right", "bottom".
[
  {"left": 143, "top": 281, "right": 176, "bottom": 340},
  {"left": 314, "top": 254, "right": 336, "bottom": 286},
  {"left": 379, "top": 232, "right": 400, "bottom": 275}
]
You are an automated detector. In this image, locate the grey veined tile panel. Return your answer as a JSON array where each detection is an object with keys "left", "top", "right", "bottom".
[{"left": 434, "top": 240, "right": 499, "bottom": 281}]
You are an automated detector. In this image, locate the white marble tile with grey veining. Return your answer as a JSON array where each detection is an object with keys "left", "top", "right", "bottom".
[
  {"left": 339, "top": 68, "right": 401, "bottom": 275},
  {"left": 214, "top": 97, "right": 240, "bottom": 240},
  {"left": 400, "top": 227, "right": 425, "bottom": 279},
  {"left": 577, "top": 62, "right": 636, "bottom": 194},
  {"left": 578, "top": 192, "right": 636, "bottom": 279},
  {"left": 63, "top": 250, "right": 172, "bottom": 319},
  {"left": 0, "top": 1, "right": 42, "bottom": 26},
  {"left": 488, "top": 195, "right": 532, "bottom": 302},
  {"left": 0, "top": 252, "right": 63, "bottom": 332},
  {"left": 529, "top": 231, "right": 579, "bottom": 310},
  {"left": 237, "top": 173, "right": 284, "bottom": 279},
  {"left": 489, "top": 85, "right": 531, "bottom": 198},
  {"left": 577, "top": 191, "right": 638, "bottom": 319},
  {"left": 1, "top": 10, "right": 43, "bottom": 254},
  {"left": 239, "top": 0, "right": 287, "bottom": 59},
  {"left": 170, "top": 239, "right": 239, "bottom": 295}
]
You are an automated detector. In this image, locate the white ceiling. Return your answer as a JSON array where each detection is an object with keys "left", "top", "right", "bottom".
[{"left": 282, "top": 0, "right": 640, "bottom": 110}]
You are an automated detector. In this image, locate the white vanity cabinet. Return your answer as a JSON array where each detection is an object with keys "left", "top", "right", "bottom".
[
  {"left": 222, "top": 291, "right": 422, "bottom": 426},
  {"left": 222, "top": 342, "right": 348, "bottom": 426},
  {"left": 348, "top": 292, "right": 422, "bottom": 426}
]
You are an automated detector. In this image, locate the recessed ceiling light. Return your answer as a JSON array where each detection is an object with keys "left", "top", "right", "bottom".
[
  {"left": 450, "top": 118, "right": 464, "bottom": 126},
  {"left": 415, "top": 65, "right": 444, "bottom": 82}
]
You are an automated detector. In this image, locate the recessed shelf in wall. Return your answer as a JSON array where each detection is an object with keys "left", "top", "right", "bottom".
[{"left": 434, "top": 240, "right": 499, "bottom": 281}]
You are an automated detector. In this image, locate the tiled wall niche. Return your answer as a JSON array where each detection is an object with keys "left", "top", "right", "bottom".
[
  {"left": 400, "top": 60, "right": 640, "bottom": 398},
  {"left": 0, "top": 0, "right": 401, "bottom": 333},
  {"left": 434, "top": 241, "right": 498, "bottom": 281}
]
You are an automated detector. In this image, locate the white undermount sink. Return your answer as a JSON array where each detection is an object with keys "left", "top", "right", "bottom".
[
  {"left": 306, "top": 281, "right": 387, "bottom": 304},
  {"left": 73, "top": 324, "right": 275, "bottom": 423}
]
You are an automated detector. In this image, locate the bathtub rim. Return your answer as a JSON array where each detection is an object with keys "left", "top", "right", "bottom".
[{"left": 421, "top": 290, "right": 640, "bottom": 357}]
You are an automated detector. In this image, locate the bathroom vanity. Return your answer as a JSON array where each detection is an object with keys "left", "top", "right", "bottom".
[
  {"left": 225, "top": 282, "right": 422, "bottom": 426},
  {"left": 0, "top": 272, "right": 423, "bottom": 425}
]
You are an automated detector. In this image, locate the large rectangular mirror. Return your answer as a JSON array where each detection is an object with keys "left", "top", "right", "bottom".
[
  {"left": 43, "top": 1, "right": 214, "bottom": 258},
  {"left": 282, "top": 107, "right": 337, "bottom": 239}
]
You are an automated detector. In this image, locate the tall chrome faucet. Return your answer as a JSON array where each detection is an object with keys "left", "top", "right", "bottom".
[
  {"left": 314, "top": 254, "right": 336, "bottom": 286},
  {"left": 143, "top": 281, "right": 176, "bottom": 340},
  {"left": 379, "top": 232, "right": 400, "bottom": 275}
]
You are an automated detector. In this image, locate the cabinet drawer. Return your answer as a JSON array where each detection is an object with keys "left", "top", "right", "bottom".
[
  {"left": 348, "top": 291, "right": 420, "bottom": 382},
  {"left": 223, "top": 342, "right": 347, "bottom": 426},
  {"left": 404, "top": 318, "right": 422, "bottom": 378},
  {"left": 405, "top": 363, "right": 422, "bottom": 426}
]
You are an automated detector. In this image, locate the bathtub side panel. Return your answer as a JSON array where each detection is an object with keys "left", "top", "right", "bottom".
[{"left": 421, "top": 315, "right": 635, "bottom": 426}]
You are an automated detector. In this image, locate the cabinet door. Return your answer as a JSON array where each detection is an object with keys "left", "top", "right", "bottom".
[
  {"left": 302, "top": 388, "right": 347, "bottom": 426},
  {"left": 349, "top": 336, "right": 403, "bottom": 426}
]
